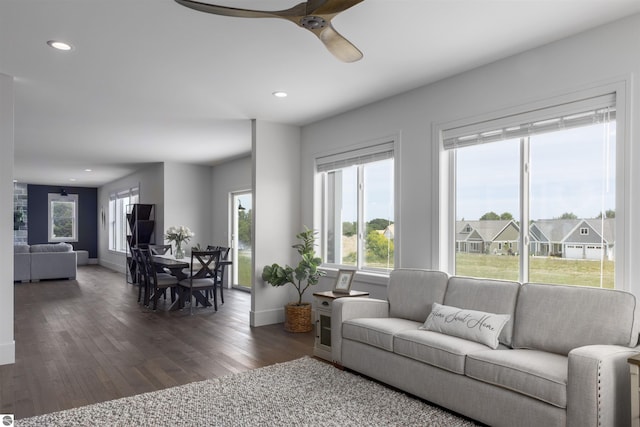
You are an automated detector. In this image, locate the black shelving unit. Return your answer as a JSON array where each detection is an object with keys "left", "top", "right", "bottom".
[{"left": 126, "top": 204, "right": 155, "bottom": 284}]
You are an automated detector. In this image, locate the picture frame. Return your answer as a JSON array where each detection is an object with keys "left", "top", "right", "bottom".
[{"left": 333, "top": 269, "right": 355, "bottom": 293}]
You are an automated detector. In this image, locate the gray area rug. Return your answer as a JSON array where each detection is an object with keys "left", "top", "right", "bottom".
[{"left": 17, "top": 357, "right": 479, "bottom": 426}]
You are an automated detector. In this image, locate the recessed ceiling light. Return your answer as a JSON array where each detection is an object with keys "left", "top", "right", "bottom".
[
  {"left": 47, "top": 40, "right": 73, "bottom": 51},
  {"left": 84, "top": 169, "right": 92, "bottom": 172},
  {"left": 272, "top": 91, "right": 288, "bottom": 98},
  {"left": 69, "top": 178, "right": 77, "bottom": 182}
]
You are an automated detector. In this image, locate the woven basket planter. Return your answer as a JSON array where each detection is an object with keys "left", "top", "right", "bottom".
[{"left": 284, "top": 303, "right": 312, "bottom": 333}]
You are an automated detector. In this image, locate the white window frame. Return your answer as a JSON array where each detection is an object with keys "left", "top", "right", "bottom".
[
  {"left": 108, "top": 187, "right": 139, "bottom": 253},
  {"left": 48, "top": 193, "right": 78, "bottom": 242},
  {"left": 435, "top": 81, "right": 629, "bottom": 290},
  {"left": 314, "top": 136, "right": 400, "bottom": 275}
]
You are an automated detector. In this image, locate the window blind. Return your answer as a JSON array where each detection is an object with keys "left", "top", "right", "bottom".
[
  {"left": 316, "top": 141, "right": 394, "bottom": 173},
  {"left": 442, "top": 93, "right": 616, "bottom": 150}
]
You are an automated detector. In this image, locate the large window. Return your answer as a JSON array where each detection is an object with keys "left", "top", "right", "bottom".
[
  {"left": 444, "top": 94, "right": 616, "bottom": 288},
  {"left": 108, "top": 188, "right": 138, "bottom": 253},
  {"left": 48, "top": 193, "right": 78, "bottom": 242},
  {"left": 317, "top": 141, "right": 395, "bottom": 272}
]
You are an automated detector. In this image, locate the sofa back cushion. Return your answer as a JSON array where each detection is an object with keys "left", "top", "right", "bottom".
[
  {"left": 14, "top": 244, "right": 30, "bottom": 254},
  {"left": 388, "top": 269, "right": 449, "bottom": 322},
  {"left": 513, "top": 282, "right": 639, "bottom": 355},
  {"left": 443, "top": 276, "right": 520, "bottom": 347},
  {"left": 30, "top": 243, "right": 73, "bottom": 253}
]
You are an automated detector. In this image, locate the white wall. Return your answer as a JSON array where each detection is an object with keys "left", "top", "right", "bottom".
[
  {"left": 0, "top": 73, "right": 15, "bottom": 365},
  {"left": 97, "top": 163, "right": 164, "bottom": 272},
  {"left": 163, "top": 162, "right": 213, "bottom": 252},
  {"left": 301, "top": 14, "right": 640, "bottom": 296},
  {"left": 210, "top": 155, "right": 252, "bottom": 247},
  {"left": 252, "top": 120, "right": 302, "bottom": 326}
]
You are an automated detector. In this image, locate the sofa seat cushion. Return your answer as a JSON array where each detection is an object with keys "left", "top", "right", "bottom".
[
  {"left": 343, "top": 318, "right": 421, "bottom": 352},
  {"left": 394, "top": 329, "right": 493, "bottom": 374},
  {"left": 466, "top": 349, "right": 568, "bottom": 408}
]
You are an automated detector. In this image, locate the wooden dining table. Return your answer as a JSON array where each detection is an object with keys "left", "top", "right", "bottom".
[
  {"left": 151, "top": 255, "right": 232, "bottom": 311},
  {"left": 152, "top": 255, "right": 190, "bottom": 280}
]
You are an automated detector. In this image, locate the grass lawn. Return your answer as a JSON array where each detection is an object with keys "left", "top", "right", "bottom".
[
  {"left": 455, "top": 253, "right": 614, "bottom": 289},
  {"left": 237, "top": 252, "right": 252, "bottom": 287}
]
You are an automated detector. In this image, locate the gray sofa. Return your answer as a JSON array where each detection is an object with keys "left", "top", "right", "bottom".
[
  {"left": 332, "top": 269, "right": 640, "bottom": 427},
  {"left": 14, "top": 243, "right": 77, "bottom": 282}
]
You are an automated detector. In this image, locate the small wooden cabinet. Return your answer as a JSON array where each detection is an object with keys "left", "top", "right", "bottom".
[
  {"left": 312, "top": 290, "right": 369, "bottom": 362},
  {"left": 629, "top": 354, "right": 640, "bottom": 427}
]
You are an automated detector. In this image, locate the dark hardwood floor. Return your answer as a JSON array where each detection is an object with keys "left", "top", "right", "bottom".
[{"left": 0, "top": 265, "right": 314, "bottom": 419}]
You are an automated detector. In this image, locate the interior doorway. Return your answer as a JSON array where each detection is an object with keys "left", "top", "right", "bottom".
[{"left": 231, "top": 191, "right": 252, "bottom": 290}]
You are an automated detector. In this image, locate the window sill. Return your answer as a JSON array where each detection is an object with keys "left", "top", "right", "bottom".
[{"left": 320, "top": 266, "right": 390, "bottom": 287}]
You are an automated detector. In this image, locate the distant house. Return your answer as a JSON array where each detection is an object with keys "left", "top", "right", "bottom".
[
  {"left": 529, "top": 219, "right": 581, "bottom": 257},
  {"left": 456, "top": 220, "right": 519, "bottom": 255},
  {"left": 562, "top": 218, "right": 615, "bottom": 260},
  {"left": 456, "top": 218, "right": 616, "bottom": 260},
  {"left": 382, "top": 224, "right": 394, "bottom": 240}
]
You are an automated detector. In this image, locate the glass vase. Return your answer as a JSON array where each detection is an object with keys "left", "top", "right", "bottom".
[{"left": 174, "top": 241, "right": 185, "bottom": 259}]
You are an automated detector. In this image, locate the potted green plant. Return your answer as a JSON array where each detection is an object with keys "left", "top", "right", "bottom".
[{"left": 262, "top": 227, "right": 326, "bottom": 332}]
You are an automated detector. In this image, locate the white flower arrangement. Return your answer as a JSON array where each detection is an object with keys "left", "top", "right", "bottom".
[{"left": 164, "top": 225, "right": 194, "bottom": 246}]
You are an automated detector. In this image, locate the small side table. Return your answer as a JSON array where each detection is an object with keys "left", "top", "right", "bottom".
[
  {"left": 313, "top": 290, "right": 369, "bottom": 362},
  {"left": 629, "top": 354, "right": 640, "bottom": 427}
]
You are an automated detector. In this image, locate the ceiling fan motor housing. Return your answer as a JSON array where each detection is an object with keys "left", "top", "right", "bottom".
[{"left": 300, "top": 15, "right": 327, "bottom": 30}]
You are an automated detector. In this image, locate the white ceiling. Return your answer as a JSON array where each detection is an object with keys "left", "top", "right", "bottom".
[{"left": 3, "top": 0, "right": 640, "bottom": 187}]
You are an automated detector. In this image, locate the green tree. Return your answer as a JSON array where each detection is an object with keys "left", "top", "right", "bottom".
[
  {"left": 52, "top": 201, "right": 73, "bottom": 238},
  {"left": 500, "top": 212, "right": 513, "bottom": 220},
  {"left": 557, "top": 212, "right": 578, "bottom": 220},
  {"left": 342, "top": 221, "right": 357, "bottom": 237},
  {"left": 238, "top": 209, "right": 252, "bottom": 247},
  {"left": 366, "top": 218, "right": 393, "bottom": 234},
  {"left": 366, "top": 230, "right": 394, "bottom": 264},
  {"left": 480, "top": 211, "right": 500, "bottom": 220},
  {"left": 596, "top": 210, "right": 615, "bottom": 219}
]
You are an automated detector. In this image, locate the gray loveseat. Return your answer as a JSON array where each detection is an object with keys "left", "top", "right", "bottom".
[
  {"left": 14, "top": 243, "right": 77, "bottom": 282},
  {"left": 332, "top": 269, "right": 640, "bottom": 427}
]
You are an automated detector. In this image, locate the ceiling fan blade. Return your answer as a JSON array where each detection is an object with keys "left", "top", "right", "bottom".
[
  {"left": 309, "top": 0, "right": 365, "bottom": 15},
  {"left": 174, "top": 0, "right": 306, "bottom": 19},
  {"left": 174, "top": 0, "right": 366, "bottom": 62},
  {"left": 318, "top": 23, "right": 363, "bottom": 63}
]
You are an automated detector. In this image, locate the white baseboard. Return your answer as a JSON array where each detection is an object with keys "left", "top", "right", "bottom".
[
  {"left": 99, "top": 259, "right": 126, "bottom": 274},
  {"left": 250, "top": 307, "right": 284, "bottom": 327},
  {"left": 0, "top": 340, "right": 15, "bottom": 366}
]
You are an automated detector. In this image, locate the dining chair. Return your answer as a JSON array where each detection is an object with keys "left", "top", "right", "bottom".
[
  {"left": 179, "top": 249, "right": 221, "bottom": 314},
  {"left": 148, "top": 244, "right": 174, "bottom": 275},
  {"left": 206, "top": 245, "right": 230, "bottom": 305},
  {"left": 139, "top": 248, "right": 179, "bottom": 310},
  {"left": 149, "top": 244, "right": 172, "bottom": 256},
  {"left": 131, "top": 247, "right": 149, "bottom": 304}
]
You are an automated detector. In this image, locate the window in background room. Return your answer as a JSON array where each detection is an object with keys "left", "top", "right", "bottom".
[
  {"left": 318, "top": 141, "right": 395, "bottom": 272},
  {"left": 231, "top": 191, "right": 252, "bottom": 289},
  {"left": 108, "top": 187, "right": 139, "bottom": 253},
  {"left": 48, "top": 193, "right": 78, "bottom": 242},
  {"left": 445, "top": 94, "right": 616, "bottom": 288}
]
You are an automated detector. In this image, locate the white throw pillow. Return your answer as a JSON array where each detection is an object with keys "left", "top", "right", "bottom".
[{"left": 420, "top": 303, "right": 510, "bottom": 349}]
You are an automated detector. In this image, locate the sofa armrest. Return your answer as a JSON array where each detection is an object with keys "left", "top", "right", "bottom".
[
  {"left": 331, "top": 297, "right": 389, "bottom": 364},
  {"left": 14, "top": 253, "right": 31, "bottom": 282},
  {"left": 567, "top": 344, "right": 640, "bottom": 427},
  {"left": 30, "top": 251, "right": 77, "bottom": 281}
]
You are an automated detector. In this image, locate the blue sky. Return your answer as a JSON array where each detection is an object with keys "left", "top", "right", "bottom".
[
  {"left": 456, "top": 122, "right": 616, "bottom": 221},
  {"left": 339, "top": 159, "right": 394, "bottom": 222}
]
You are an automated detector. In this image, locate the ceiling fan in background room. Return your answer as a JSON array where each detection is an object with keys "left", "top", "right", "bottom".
[{"left": 174, "top": 0, "right": 366, "bottom": 62}]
